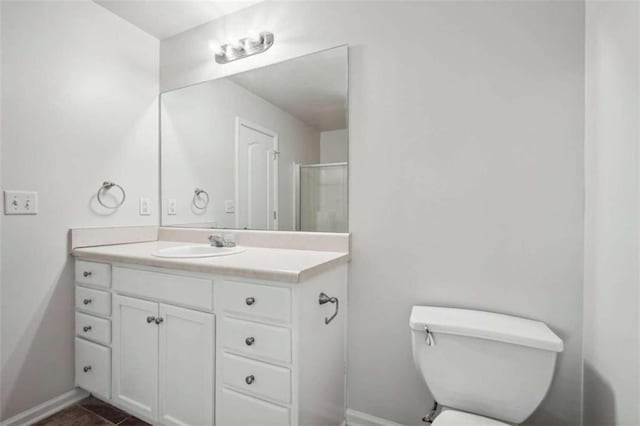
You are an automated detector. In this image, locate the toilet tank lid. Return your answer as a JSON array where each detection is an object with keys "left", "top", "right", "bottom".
[{"left": 410, "top": 306, "right": 563, "bottom": 352}]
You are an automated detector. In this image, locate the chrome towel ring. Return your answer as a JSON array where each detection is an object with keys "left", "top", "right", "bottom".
[
  {"left": 319, "top": 292, "right": 339, "bottom": 325},
  {"left": 193, "top": 188, "right": 210, "bottom": 209},
  {"left": 97, "top": 181, "right": 126, "bottom": 209}
]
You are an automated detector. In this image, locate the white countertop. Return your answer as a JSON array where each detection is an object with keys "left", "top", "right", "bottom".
[{"left": 72, "top": 241, "right": 349, "bottom": 283}]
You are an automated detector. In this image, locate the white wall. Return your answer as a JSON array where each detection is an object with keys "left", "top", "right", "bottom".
[
  {"left": 161, "top": 78, "right": 319, "bottom": 230},
  {"left": 583, "top": 2, "right": 640, "bottom": 425},
  {"left": 0, "top": 1, "right": 159, "bottom": 420},
  {"left": 0, "top": 2, "right": 4, "bottom": 420},
  {"left": 161, "top": 2, "right": 585, "bottom": 424},
  {"left": 320, "top": 129, "right": 348, "bottom": 164}
]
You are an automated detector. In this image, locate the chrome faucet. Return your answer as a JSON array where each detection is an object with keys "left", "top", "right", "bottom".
[
  {"left": 209, "top": 234, "right": 236, "bottom": 248},
  {"left": 208, "top": 234, "right": 224, "bottom": 247}
]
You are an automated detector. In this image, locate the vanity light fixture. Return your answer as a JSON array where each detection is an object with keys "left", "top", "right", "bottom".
[{"left": 209, "top": 31, "right": 274, "bottom": 64}]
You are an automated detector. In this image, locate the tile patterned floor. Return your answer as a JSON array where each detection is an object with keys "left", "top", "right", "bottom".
[{"left": 33, "top": 396, "right": 150, "bottom": 426}]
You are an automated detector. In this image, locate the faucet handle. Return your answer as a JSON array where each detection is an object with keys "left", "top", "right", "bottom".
[
  {"left": 208, "top": 234, "right": 224, "bottom": 247},
  {"left": 222, "top": 234, "right": 236, "bottom": 248}
]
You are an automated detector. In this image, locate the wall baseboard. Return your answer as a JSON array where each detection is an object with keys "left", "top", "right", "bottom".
[
  {"left": 2, "top": 397, "right": 397, "bottom": 426},
  {"left": 346, "top": 409, "right": 406, "bottom": 426},
  {"left": 0, "top": 388, "right": 89, "bottom": 426}
]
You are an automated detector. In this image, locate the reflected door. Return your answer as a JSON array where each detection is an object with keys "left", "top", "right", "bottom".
[{"left": 236, "top": 119, "right": 279, "bottom": 230}]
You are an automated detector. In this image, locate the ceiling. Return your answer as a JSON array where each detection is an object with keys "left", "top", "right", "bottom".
[
  {"left": 94, "top": 0, "right": 262, "bottom": 39},
  {"left": 229, "top": 47, "right": 348, "bottom": 131}
]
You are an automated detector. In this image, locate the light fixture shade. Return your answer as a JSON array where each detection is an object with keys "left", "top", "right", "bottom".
[{"left": 212, "top": 31, "right": 274, "bottom": 64}]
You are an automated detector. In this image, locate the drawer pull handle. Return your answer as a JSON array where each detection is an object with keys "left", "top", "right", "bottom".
[
  {"left": 245, "top": 374, "right": 255, "bottom": 385},
  {"left": 245, "top": 337, "right": 255, "bottom": 346},
  {"left": 245, "top": 297, "right": 256, "bottom": 306},
  {"left": 155, "top": 317, "right": 164, "bottom": 325},
  {"left": 83, "top": 366, "right": 92, "bottom": 373},
  {"left": 83, "top": 326, "right": 92, "bottom": 332},
  {"left": 147, "top": 316, "right": 156, "bottom": 323},
  {"left": 83, "top": 298, "right": 92, "bottom": 305},
  {"left": 83, "top": 271, "right": 93, "bottom": 278}
]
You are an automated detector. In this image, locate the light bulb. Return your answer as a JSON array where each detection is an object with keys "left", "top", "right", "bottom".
[
  {"left": 247, "top": 30, "right": 262, "bottom": 43},
  {"left": 244, "top": 31, "right": 263, "bottom": 50},
  {"left": 209, "top": 41, "right": 224, "bottom": 56},
  {"left": 229, "top": 39, "right": 243, "bottom": 50}
]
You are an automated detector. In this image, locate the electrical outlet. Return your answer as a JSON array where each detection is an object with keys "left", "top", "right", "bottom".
[
  {"left": 139, "top": 197, "right": 151, "bottom": 216},
  {"left": 225, "top": 199, "right": 235, "bottom": 213},
  {"left": 168, "top": 198, "right": 177, "bottom": 215},
  {"left": 4, "top": 190, "right": 38, "bottom": 215}
]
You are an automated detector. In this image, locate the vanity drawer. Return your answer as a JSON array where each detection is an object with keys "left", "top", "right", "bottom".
[
  {"left": 76, "top": 338, "right": 111, "bottom": 400},
  {"left": 113, "top": 267, "right": 213, "bottom": 311},
  {"left": 76, "top": 286, "right": 111, "bottom": 317},
  {"left": 217, "top": 281, "right": 291, "bottom": 324},
  {"left": 75, "top": 260, "right": 111, "bottom": 289},
  {"left": 219, "top": 387, "right": 290, "bottom": 426},
  {"left": 76, "top": 312, "right": 110, "bottom": 345},
  {"left": 222, "top": 317, "right": 291, "bottom": 363},
  {"left": 222, "top": 353, "right": 291, "bottom": 404}
]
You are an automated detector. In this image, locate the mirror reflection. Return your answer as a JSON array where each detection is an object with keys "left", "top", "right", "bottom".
[{"left": 161, "top": 46, "right": 348, "bottom": 232}]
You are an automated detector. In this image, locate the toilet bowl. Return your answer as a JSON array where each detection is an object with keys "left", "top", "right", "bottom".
[
  {"left": 432, "top": 409, "right": 511, "bottom": 425},
  {"left": 410, "top": 306, "right": 563, "bottom": 425}
]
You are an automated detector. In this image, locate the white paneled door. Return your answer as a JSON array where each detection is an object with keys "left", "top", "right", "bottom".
[
  {"left": 236, "top": 118, "right": 279, "bottom": 230},
  {"left": 159, "top": 304, "right": 214, "bottom": 426},
  {"left": 112, "top": 295, "right": 159, "bottom": 421}
]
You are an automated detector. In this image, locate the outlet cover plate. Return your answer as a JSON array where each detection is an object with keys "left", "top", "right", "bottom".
[
  {"left": 167, "top": 198, "right": 177, "bottom": 215},
  {"left": 139, "top": 197, "right": 151, "bottom": 216}
]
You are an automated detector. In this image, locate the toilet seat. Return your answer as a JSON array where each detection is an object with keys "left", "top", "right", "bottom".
[{"left": 432, "top": 410, "right": 511, "bottom": 426}]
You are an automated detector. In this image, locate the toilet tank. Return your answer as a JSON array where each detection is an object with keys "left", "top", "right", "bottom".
[{"left": 410, "top": 306, "right": 563, "bottom": 424}]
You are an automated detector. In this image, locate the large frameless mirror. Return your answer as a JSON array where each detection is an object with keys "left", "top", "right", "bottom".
[{"left": 160, "top": 46, "right": 348, "bottom": 232}]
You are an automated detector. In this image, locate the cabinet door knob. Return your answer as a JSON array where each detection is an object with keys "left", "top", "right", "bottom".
[
  {"left": 245, "top": 337, "right": 255, "bottom": 346},
  {"left": 155, "top": 317, "right": 164, "bottom": 325},
  {"left": 83, "top": 366, "right": 92, "bottom": 373},
  {"left": 147, "top": 316, "right": 156, "bottom": 323},
  {"left": 245, "top": 374, "right": 255, "bottom": 385},
  {"left": 245, "top": 297, "right": 256, "bottom": 306},
  {"left": 83, "top": 326, "right": 92, "bottom": 332},
  {"left": 83, "top": 271, "right": 93, "bottom": 278},
  {"left": 83, "top": 298, "right": 92, "bottom": 305}
]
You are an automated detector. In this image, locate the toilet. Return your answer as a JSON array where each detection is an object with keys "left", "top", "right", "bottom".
[{"left": 410, "top": 306, "right": 563, "bottom": 425}]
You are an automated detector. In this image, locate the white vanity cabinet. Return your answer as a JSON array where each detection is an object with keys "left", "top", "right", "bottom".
[
  {"left": 74, "top": 258, "right": 347, "bottom": 426},
  {"left": 74, "top": 260, "right": 112, "bottom": 401},
  {"left": 112, "top": 294, "right": 214, "bottom": 425},
  {"left": 111, "top": 295, "right": 160, "bottom": 420}
]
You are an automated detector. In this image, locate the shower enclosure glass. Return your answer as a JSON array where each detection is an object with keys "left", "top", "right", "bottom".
[{"left": 299, "top": 163, "right": 348, "bottom": 233}]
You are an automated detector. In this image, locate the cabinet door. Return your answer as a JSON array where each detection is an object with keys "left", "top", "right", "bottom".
[
  {"left": 112, "top": 295, "right": 159, "bottom": 421},
  {"left": 159, "top": 304, "right": 214, "bottom": 426}
]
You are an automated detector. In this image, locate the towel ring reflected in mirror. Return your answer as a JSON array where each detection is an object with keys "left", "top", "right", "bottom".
[
  {"left": 193, "top": 188, "right": 210, "bottom": 210},
  {"left": 97, "top": 181, "right": 126, "bottom": 209}
]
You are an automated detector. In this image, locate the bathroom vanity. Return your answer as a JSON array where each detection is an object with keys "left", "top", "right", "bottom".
[
  {"left": 72, "top": 239, "right": 348, "bottom": 426},
  {"left": 71, "top": 44, "right": 351, "bottom": 426}
]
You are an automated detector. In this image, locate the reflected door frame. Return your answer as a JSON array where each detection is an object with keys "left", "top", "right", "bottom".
[{"left": 234, "top": 117, "right": 279, "bottom": 230}]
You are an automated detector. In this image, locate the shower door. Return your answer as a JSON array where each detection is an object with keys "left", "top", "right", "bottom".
[{"left": 299, "top": 163, "right": 348, "bottom": 233}]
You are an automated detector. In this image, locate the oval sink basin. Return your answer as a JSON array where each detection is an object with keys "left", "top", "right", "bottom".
[{"left": 152, "top": 245, "right": 244, "bottom": 259}]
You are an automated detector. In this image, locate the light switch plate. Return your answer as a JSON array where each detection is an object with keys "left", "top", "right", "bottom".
[
  {"left": 4, "top": 190, "right": 38, "bottom": 215},
  {"left": 167, "top": 198, "right": 177, "bottom": 215},
  {"left": 139, "top": 198, "right": 151, "bottom": 216},
  {"left": 225, "top": 200, "right": 235, "bottom": 213}
]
